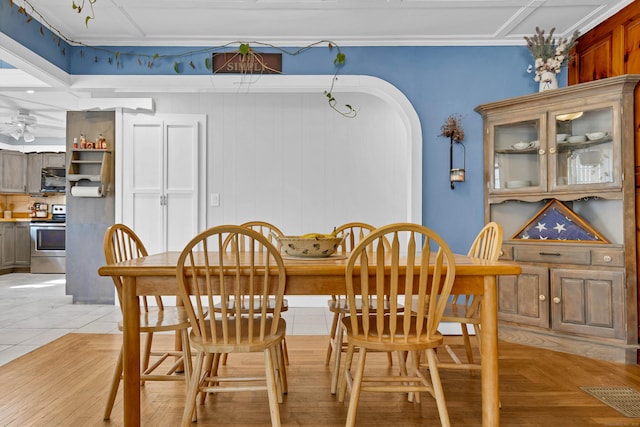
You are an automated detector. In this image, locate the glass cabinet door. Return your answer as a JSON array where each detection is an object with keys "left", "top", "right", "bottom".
[
  {"left": 550, "top": 106, "right": 615, "bottom": 190},
  {"left": 491, "top": 117, "right": 543, "bottom": 193}
]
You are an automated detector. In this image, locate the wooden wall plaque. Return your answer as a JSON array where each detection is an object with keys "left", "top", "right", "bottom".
[{"left": 212, "top": 52, "right": 282, "bottom": 74}]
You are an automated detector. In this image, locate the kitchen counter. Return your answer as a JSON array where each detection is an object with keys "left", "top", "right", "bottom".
[{"left": 0, "top": 217, "right": 49, "bottom": 222}]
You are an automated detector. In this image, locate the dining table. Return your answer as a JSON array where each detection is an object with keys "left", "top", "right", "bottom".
[{"left": 98, "top": 251, "right": 521, "bottom": 427}]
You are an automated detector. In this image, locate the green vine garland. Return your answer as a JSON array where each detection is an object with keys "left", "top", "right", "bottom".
[{"left": 7, "top": 0, "right": 357, "bottom": 118}]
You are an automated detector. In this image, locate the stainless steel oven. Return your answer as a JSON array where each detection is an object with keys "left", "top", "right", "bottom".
[{"left": 30, "top": 204, "right": 66, "bottom": 273}]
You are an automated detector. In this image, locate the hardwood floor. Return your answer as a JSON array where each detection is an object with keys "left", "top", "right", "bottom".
[{"left": 2, "top": 333, "right": 640, "bottom": 426}]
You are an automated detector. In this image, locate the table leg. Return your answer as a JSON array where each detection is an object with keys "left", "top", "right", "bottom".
[
  {"left": 481, "top": 275, "right": 499, "bottom": 426},
  {"left": 123, "top": 276, "right": 141, "bottom": 427}
]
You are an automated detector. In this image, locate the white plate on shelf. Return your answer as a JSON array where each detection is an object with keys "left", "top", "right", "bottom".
[
  {"left": 511, "top": 142, "right": 533, "bottom": 150},
  {"left": 568, "top": 135, "right": 587, "bottom": 143},
  {"left": 505, "top": 180, "right": 532, "bottom": 188}
]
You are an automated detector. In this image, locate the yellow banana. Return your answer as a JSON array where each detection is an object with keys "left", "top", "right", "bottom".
[{"left": 300, "top": 227, "right": 338, "bottom": 239}]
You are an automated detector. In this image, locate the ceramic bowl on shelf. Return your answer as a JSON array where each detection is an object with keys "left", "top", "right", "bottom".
[
  {"left": 556, "top": 134, "right": 569, "bottom": 142},
  {"left": 512, "top": 141, "right": 532, "bottom": 150},
  {"left": 585, "top": 131, "right": 608, "bottom": 141},
  {"left": 568, "top": 135, "right": 587, "bottom": 143}
]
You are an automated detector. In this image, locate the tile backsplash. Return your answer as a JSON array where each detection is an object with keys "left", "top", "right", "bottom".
[{"left": 0, "top": 194, "right": 66, "bottom": 217}]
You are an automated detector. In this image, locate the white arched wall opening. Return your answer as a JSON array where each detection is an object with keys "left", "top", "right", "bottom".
[{"left": 75, "top": 74, "right": 422, "bottom": 228}]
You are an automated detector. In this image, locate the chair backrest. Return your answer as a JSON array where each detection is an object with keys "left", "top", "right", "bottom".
[
  {"left": 225, "top": 221, "right": 284, "bottom": 253},
  {"left": 176, "top": 225, "right": 287, "bottom": 344},
  {"left": 103, "top": 224, "right": 162, "bottom": 311},
  {"left": 345, "top": 222, "right": 456, "bottom": 343},
  {"left": 335, "top": 222, "right": 389, "bottom": 254},
  {"left": 467, "top": 222, "right": 503, "bottom": 261}
]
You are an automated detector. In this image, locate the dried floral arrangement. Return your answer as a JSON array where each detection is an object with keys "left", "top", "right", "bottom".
[
  {"left": 440, "top": 114, "right": 465, "bottom": 142},
  {"left": 524, "top": 27, "right": 580, "bottom": 81}
]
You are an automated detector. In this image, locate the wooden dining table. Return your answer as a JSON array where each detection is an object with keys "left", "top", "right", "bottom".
[{"left": 98, "top": 251, "right": 520, "bottom": 427}]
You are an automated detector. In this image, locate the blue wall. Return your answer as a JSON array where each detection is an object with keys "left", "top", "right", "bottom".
[{"left": 0, "top": 3, "right": 568, "bottom": 253}]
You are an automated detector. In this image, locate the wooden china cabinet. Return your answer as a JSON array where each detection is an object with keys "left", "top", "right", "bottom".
[
  {"left": 475, "top": 75, "right": 640, "bottom": 364},
  {"left": 569, "top": 0, "right": 640, "bottom": 363}
]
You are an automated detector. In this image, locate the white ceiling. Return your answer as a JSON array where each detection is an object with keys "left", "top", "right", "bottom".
[{"left": 0, "top": 0, "right": 634, "bottom": 143}]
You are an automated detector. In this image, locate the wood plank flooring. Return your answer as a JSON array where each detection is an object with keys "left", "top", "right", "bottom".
[{"left": 2, "top": 333, "right": 640, "bottom": 426}]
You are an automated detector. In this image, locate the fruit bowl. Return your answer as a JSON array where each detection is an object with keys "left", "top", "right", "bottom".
[{"left": 276, "top": 235, "right": 344, "bottom": 258}]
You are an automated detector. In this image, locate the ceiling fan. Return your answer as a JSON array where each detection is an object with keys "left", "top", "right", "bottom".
[{"left": 0, "top": 110, "right": 37, "bottom": 142}]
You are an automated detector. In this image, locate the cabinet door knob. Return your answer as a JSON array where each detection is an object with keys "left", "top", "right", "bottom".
[
  {"left": 539, "top": 148, "right": 546, "bottom": 155},
  {"left": 603, "top": 255, "right": 612, "bottom": 262},
  {"left": 553, "top": 297, "right": 561, "bottom": 304},
  {"left": 539, "top": 295, "right": 546, "bottom": 301}
]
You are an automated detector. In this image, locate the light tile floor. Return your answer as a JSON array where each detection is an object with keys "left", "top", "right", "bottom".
[{"left": 0, "top": 273, "right": 333, "bottom": 367}]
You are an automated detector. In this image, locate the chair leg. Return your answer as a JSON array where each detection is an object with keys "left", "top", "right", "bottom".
[
  {"left": 282, "top": 337, "right": 289, "bottom": 366},
  {"left": 426, "top": 348, "right": 451, "bottom": 427},
  {"left": 338, "top": 342, "right": 356, "bottom": 403},
  {"left": 181, "top": 351, "right": 205, "bottom": 427},
  {"left": 345, "top": 347, "right": 367, "bottom": 427},
  {"left": 103, "top": 346, "right": 124, "bottom": 420},
  {"left": 461, "top": 323, "right": 475, "bottom": 365},
  {"left": 275, "top": 339, "right": 288, "bottom": 395},
  {"left": 325, "top": 310, "right": 340, "bottom": 365},
  {"left": 180, "top": 329, "right": 192, "bottom": 387},
  {"left": 408, "top": 351, "right": 421, "bottom": 403},
  {"left": 331, "top": 321, "right": 345, "bottom": 394},
  {"left": 198, "top": 353, "right": 219, "bottom": 405},
  {"left": 264, "top": 347, "right": 282, "bottom": 427},
  {"left": 141, "top": 331, "right": 153, "bottom": 386}
]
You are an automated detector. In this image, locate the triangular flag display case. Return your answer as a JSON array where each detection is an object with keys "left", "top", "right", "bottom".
[{"left": 511, "top": 199, "right": 609, "bottom": 243}]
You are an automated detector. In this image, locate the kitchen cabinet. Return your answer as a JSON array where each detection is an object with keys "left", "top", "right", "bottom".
[
  {"left": 2, "top": 223, "right": 15, "bottom": 267},
  {"left": 475, "top": 75, "right": 640, "bottom": 363},
  {"left": 26, "top": 153, "right": 43, "bottom": 194},
  {"left": 0, "top": 222, "right": 30, "bottom": 268},
  {"left": 43, "top": 152, "right": 65, "bottom": 168},
  {"left": 15, "top": 222, "right": 30, "bottom": 266},
  {"left": 27, "top": 152, "right": 68, "bottom": 194},
  {"left": 498, "top": 242, "right": 625, "bottom": 339},
  {"left": 0, "top": 151, "right": 26, "bottom": 193}
]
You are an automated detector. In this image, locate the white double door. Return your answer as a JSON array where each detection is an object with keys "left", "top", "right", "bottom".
[{"left": 122, "top": 114, "right": 206, "bottom": 255}]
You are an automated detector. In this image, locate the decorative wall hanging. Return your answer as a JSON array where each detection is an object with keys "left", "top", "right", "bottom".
[
  {"left": 512, "top": 199, "right": 608, "bottom": 243},
  {"left": 439, "top": 114, "right": 466, "bottom": 189}
]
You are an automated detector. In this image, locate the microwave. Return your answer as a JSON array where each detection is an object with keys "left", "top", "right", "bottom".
[{"left": 41, "top": 167, "right": 66, "bottom": 193}]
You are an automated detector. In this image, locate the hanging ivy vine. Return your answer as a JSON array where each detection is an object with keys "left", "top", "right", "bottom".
[{"left": 6, "top": 0, "right": 357, "bottom": 118}]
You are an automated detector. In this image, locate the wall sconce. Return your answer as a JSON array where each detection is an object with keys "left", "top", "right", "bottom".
[
  {"left": 440, "top": 114, "right": 466, "bottom": 190},
  {"left": 449, "top": 139, "right": 465, "bottom": 189}
]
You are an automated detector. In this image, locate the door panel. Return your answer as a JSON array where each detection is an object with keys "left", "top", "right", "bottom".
[
  {"left": 123, "top": 115, "right": 203, "bottom": 256},
  {"left": 498, "top": 265, "right": 549, "bottom": 328},
  {"left": 551, "top": 268, "right": 624, "bottom": 338}
]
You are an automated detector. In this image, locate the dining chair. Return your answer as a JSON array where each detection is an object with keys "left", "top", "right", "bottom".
[
  {"left": 218, "top": 221, "right": 289, "bottom": 366},
  {"left": 102, "top": 223, "right": 194, "bottom": 420},
  {"left": 325, "top": 222, "right": 393, "bottom": 394},
  {"left": 438, "top": 221, "right": 502, "bottom": 371},
  {"left": 337, "top": 223, "right": 456, "bottom": 427},
  {"left": 176, "top": 225, "right": 288, "bottom": 427}
]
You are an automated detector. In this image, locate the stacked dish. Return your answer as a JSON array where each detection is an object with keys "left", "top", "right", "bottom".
[{"left": 567, "top": 135, "right": 587, "bottom": 143}]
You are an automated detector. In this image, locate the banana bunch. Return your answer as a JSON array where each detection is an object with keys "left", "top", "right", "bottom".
[{"left": 300, "top": 227, "right": 338, "bottom": 239}]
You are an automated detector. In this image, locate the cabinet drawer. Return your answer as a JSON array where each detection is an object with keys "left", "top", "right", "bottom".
[
  {"left": 513, "top": 246, "right": 590, "bottom": 265},
  {"left": 591, "top": 248, "right": 624, "bottom": 267},
  {"left": 499, "top": 244, "right": 513, "bottom": 261}
]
